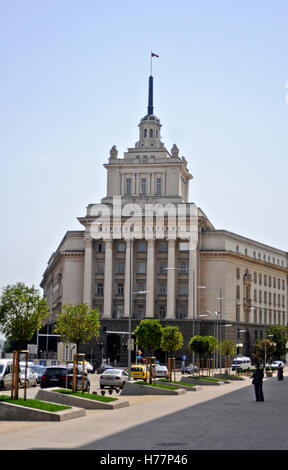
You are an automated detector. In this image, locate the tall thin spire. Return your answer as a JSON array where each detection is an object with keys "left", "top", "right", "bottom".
[{"left": 147, "top": 75, "right": 154, "bottom": 115}]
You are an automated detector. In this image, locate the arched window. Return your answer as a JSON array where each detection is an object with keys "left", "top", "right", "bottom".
[
  {"left": 156, "top": 130, "right": 158, "bottom": 138},
  {"left": 144, "top": 129, "right": 147, "bottom": 138},
  {"left": 150, "top": 129, "right": 153, "bottom": 138}
]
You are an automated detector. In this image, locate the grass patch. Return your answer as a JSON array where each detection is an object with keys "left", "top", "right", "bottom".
[
  {"left": 188, "top": 376, "right": 222, "bottom": 382},
  {"left": 136, "top": 381, "right": 178, "bottom": 390},
  {"left": 53, "top": 389, "right": 117, "bottom": 402},
  {"left": 0, "top": 395, "right": 71, "bottom": 412},
  {"left": 159, "top": 380, "right": 196, "bottom": 388}
]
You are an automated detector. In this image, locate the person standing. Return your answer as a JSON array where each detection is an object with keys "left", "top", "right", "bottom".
[
  {"left": 277, "top": 363, "right": 284, "bottom": 381},
  {"left": 251, "top": 363, "right": 264, "bottom": 402}
]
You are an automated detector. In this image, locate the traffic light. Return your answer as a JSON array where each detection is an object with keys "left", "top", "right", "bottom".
[{"left": 103, "top": 326, "right": 107, "bottom": 334}]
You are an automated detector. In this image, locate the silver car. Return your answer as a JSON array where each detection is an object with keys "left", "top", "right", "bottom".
[
  {"left": 20, "top": 367, "right": 37, "bottom": 388},
  {"left": 99, "top": 368, "right": 130, "bottom": 389}
]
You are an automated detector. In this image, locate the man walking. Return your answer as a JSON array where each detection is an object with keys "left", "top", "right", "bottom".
[{"left": 251, "top": 363, "right": 264, "bottom": 402}]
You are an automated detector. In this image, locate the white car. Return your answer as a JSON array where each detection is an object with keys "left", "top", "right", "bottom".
[
  {"left": 20, "top": 367, "right": 37, "bottom": 387},
  {"left": 150, "top": 365, "right": 169, "bottom": 379},
  {"left": 270, "top": 361, "right": 284, "bottom": 369},
  {"left": 100, "top": 368, "right": 131, "bottom": 389}
]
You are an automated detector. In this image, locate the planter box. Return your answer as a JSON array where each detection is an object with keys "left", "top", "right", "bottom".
[
  {"left": 121, "top": 382, "right": 186, "bottom": 396},
  {"left": 0, "top": 400, "right": 85, "bottom": 422},
  {"left": 180, "top": 376, "right": 225, "bottom": 386},
  {"left": 159, "top": 381, "right": 202, "bottom": 391},
  {"left": 36, "top": 389, "right": 129, "bottom": 410}
]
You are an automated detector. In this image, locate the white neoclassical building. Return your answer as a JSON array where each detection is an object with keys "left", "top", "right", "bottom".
[{"left": 41, "top": 74, "right": 288, "bottom": 365}]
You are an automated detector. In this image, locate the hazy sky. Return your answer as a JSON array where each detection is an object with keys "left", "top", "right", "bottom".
[{"left": 1, "top": 0, "right": 288, "bottom": 293}]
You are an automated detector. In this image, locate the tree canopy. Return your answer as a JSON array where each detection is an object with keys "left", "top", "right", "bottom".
[
  {"left": 161, "top": 326, "right": 183, "bottom": 355},
  {"left": 54, "top": 303, "right": 101, "bottom": 351},
  {"left": 0, "top": 282, "right": 49, "bottom": 346}
]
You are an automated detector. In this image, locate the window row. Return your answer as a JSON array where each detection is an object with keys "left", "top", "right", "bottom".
[
  {"left": 111, "top": 303, "right": 188, "bottom": 319},
  {"left": 253, "top": 309, "right": 286, "bottom": 326},
  {"left": 125, "top": 176, "right": 163, "bottom": 196},
  {"left": 96, "top": 241, "right": 190, "bottom": 254},
  {"left": 235, "top": 245, "right": 285, "bottom": 267},
  {"left": 95, "top": 281, "right": 189, "bottom": 297},
  {"left": 236, "top": 268, "right": 286, "bottom": 290}
]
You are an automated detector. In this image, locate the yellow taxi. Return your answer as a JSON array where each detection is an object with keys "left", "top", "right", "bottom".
[{"left": 130, "top": 364, "right": 147, "bottom": 380}]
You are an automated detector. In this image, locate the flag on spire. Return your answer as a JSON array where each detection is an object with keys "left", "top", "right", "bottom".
[{"left": 151, "top": 52, "right": 159, "bottom": 58}]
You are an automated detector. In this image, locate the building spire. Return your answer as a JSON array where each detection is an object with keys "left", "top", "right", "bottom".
[{"left": 147, "top": 75, "right": 154, "bottom": 115}]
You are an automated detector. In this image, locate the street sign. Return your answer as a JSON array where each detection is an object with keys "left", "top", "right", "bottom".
[{"left": 128, "top": 339, "right": 134, "bottom": 351}]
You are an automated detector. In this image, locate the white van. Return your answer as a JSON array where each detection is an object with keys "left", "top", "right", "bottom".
[
  {"left": 0, "top": 359, "right": 13, "bottom": 390},
  {"left": 231, "top": 356, "right": 252, "bottom": 371}
]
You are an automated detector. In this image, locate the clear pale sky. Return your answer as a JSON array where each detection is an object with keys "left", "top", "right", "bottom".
[{"left": 1, "top": 0, "right": 288, "bottom": 293}]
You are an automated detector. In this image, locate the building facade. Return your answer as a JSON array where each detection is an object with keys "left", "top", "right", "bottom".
[{"left": 41, "top": 75, "right": 288, "bottom": 365}]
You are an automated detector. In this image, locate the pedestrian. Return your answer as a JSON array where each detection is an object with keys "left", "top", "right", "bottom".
[
  {"left": 251, "top": 363, "right": 264, "bottom": 402},
  {"left": 277, "top": 364, "right": 284, "bottom": 381}
]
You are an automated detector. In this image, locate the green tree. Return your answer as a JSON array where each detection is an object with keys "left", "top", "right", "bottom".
[
  {"left": 161, "top": 326, "right": 184, "bottom": 380},
  {"left": 134, "top": 319, "right": 163, "bottom": 383},
  {"left": 0, "top": 282, "right": 49, "bottom": 348},
  {"left": 267, "top": 325, "right": 288, "bottom": 360},
  {"left": 219, "top": 339, "right": 237, "bottom": 373},
  {"left": 54, "top": 303, "right": 101, "bottom": 353},
  {"left": 253, "top": 339, "right": 275, "bottom": 365},
  {"left": 188, "top": 335, "right": 218, "bottom": 374}
]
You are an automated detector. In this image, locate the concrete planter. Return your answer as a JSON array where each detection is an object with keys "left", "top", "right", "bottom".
[
  {"left": 121, "top": 382, "right": 186, "bottom": 396},
  {"left": 36, "top": 388, "right": 129, "bottom": 410},
  {"left": 180, "top": 376, "right": 225, "bottom": 386},
  {"left": 159, "top": 381, "right": 202, "bottom": 391},
  {"left": 0, "top": 400, "right": 85, "bottom": 422}
]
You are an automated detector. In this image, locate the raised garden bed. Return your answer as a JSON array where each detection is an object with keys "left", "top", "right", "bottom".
[
  {"left": 0, "top": 395, "right": 85, "bottom": 421},
  {"left": 159, "top": 380, "right": 200, "bottom": 391},
  {"left": 121, "top": 381, "right": 186, "bottom": 396},
  {"left": 36, "top": 388, "right": 129, "bottom": 409},
  {"left": 180, "top": 376, "right": 225, "bottom": 386}
]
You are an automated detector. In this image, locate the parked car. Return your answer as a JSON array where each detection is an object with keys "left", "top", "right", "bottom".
[
  {"left": 20, "top": 367, "right": 37, "bottom": 388},
  {"left": 97, "top": 364, "right": 114, "bottom": 374},
  {"left": 130, "top": 364, "right": 147, "bottom": 380},
  {"left": 147, "top": 364, "right": 169, "bottom": 379},
  {"left": 100, "top": 368, "right": 130, "bottom": 389},
  {"left": 0, "top": 359, "right": 14, "bottom": 390},
  {"left": 183, "top": 364, "right": 198, "bottom": 374},
  {"left": 40, "top": 366, "right": 68, "bottom": 389},
  {"left": 231, "top": 357, "right": 252, "bottom": 371},
  {"left": 29, "top": 365, "right": 46, "bottom": 384},
  {"left": 40, "top": 366, "right": 90, "bottom": 392},
  {"left": 67, "top": 361, "right": 94, "bottom": 374}
]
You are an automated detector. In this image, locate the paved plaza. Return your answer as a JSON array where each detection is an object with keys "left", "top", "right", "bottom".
[{"left": 0, "top": 372, "right": 288, "bottom": 450}]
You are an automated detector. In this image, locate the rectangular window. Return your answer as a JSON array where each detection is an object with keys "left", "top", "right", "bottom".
[
  {"left": 159, "top": 282, "right": 167, "bottom": 296},
  {"left": 254, "top": 272, "right": 257, "bottom": 284},
  {"left": 96, "top": 262, "right": 104, "bottom": 274},
  {"left": 126, "top": 178, "right": 132, "bottom": 195},
  {"left": 179, "top": 261, "right": 188, "bottom": 274},
  {"left": 116, "top": 262, "right": 125, "bottom": 274},
  {"left": 159, "top": 242, "right": 167, "bottom": 252},
  {"left": 117, "top": 283, "right": 124, "bottom": 295},
  {"left": 138, "top": 242, "right": 146, "bottom": 252},
  {"left": 159, "top": 262, "right": 167, "bottom": 274},
  {"left": 141, "top": 178, "right": 147, "bottom": 195},
  {"left": 236, "top": 285, "right": 240, "bottom": 299},
  {"left": 117, "top": 242, "right": 126, "bottom": 252},
  {"left": 177, "top": 305, "right": 188, "bottom": 319},
  {"left": 236, "top": 268, "right": 240, "bottom": 280},
  {"left": 96, "top": 283, "right": 104, "bottom": 295},
  {"left": 138, "top": 262, "right": 146, "bottom": 274},
  {"left": 179, "top": 283, "right": 188, "bottom": 296},
  {"left": 156, "top": 177, "right": 162, "bottom": 195},
  {"left": 159, "top": 305, "right": 166, "bottom": 319},
  {"left": 98, "top": 242, "right": 105, "bottom": 253}
]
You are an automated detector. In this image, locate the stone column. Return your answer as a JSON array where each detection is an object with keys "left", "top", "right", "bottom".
[
  {"left": 124, "top": 239, "right": 133, "bottom": 318},
  {"left": 188, "top": 245, "right": 197, "bottom": 321},
  {"left": 146, "top": 239, "right": 155, "bottom": 317},
  {"left": 103, "top": 239, "right": 113, "bottom": 318},
  {"left": 166, "top": 239, "right": 176, "bottom": 319},
  {"left": 83, "top": 237, "right": 93, "bottom": 308}
]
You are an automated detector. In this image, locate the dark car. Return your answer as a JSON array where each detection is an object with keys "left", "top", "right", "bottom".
[
  {"left": 40, "top": 366, "right": 90, "bottom": 392},
  {"left": 183, "top": 365, "right": 198, "bottom": 374}
]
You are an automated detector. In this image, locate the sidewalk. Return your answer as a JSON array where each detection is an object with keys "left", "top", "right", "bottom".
[{"left": 0, "top": 373, "right": 287, "bottom": 450}]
